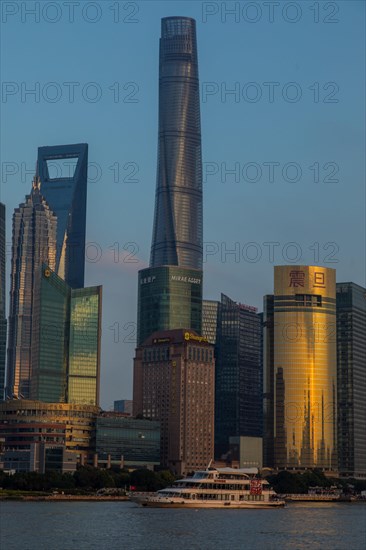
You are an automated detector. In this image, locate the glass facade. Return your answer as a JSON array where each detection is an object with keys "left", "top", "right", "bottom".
[
  {"left": 337, "top": 282, "right": 366, "bottom": 478},
  {"left": 202, "top": 300, "right": 219, "bottom": 345},
  {"left": 214, "top": 294, "right": 262, "bottom": 459},
  {"left": 0, "top": 400, "right": 98, "bottom": 471},
  {"left": 31, "top": 267, "right": 69, "bottom": 402},
  {"left": 267, "top": 266, "right": 337, "bottom": 471},
  {"left": 0, "top": 203, "right": 6, "bottom": 400},
  {"left": 137, "top": 266, "right": 202, "bottom": 345},
  {"left": 150, "top": 17, "right": 203, "bottom": 271},
  {"left": 37, "top": 143, "right": 88, "bottom": 289},
  {"left": 68, "top": 287, "right": 102, "bottom": 406},
  {"left": 114, "top": 400, "right": 133, "bottom": 414},
  {"left": 263, "top": 295, "right": 275, "bottom": 468},
  {"left": 96, "top": 416, "right": 160, "bottom": 467},
  {"left": 31, "top": 265, "right": 102, "bottom": 406},
  {"left": 6, "top": 180, "right": 57, "bottom": 399}
]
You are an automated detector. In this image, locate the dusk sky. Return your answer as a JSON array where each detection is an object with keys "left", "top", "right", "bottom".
[{"left": 1, "top": 0, "right": 364, "bottom": 408}]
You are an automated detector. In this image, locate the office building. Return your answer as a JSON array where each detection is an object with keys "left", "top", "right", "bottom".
[
  {"left": 31, "top": 265, "right": 102, "bottom": 406},
  {"left": 263, "top": 266, "right": 337, "bottom": 471},
  {"left": 150, "top": 17, "right": 202, "bottom": 270},
  {"left": 114, "top": 400, "right": 133, "bottom": 415},
  {"left": 214, "top": 294, "right": 262, "bottom": 459},
  {"left": 37, "top": 143, "right": 88, "bottom": 289},
  {"left": 337, "top": 282, "right": 366, "bottom": 479},
  {"left": 137, "top": 17, "right": 203, "bottom": 344},
  {"left": 202, "top": 299, "right": 219, "bottom": 345},
  {"left": 133, "top": 329, "right": 215, "bottom": 475},
  {"left": 137, "top": 266, "right": 202, "bottom": 345},
  {"left": 0, "top": 399, "right": 98, "bottom": 472},
  {"left": 0, "top": 203, "right": 6, "bottom": 400},
  {"left": 263, "top": 295, "right": 275, "bottom": 468},
  {"left": 6, "top": 179, "right": 57, "bottom": 399},
  {"left": 96, "top": 413, "right": 160, "bottom": 469}
]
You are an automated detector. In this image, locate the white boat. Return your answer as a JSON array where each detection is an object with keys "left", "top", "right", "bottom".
[{"left": 132, "top": 467, "right": 285, "bottom": 508}]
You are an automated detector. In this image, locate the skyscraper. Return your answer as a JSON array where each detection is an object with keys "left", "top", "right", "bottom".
[
  {"left": 337, "top": 282, "right": 366, "bottom": 479},
  {"left": 37, "top": 143, "right": 88, "bottom": 289},
  {"left": 150, "top": 17, "right": 202, "bottom": 270},
  {"left": 137, "top": 17, "right": 203, "bottom": 344},
  {"left": 264, "top": 266, "right": 337, "bottom": 471},
  {"left": 137, "top": 266, "right": 202, "bottom": 345},
  {"left": 214, "top": 294, "right": 262, "bottom": 459},
  {"left": 31, "top": 265, "right": 102, "bottom": 406},
  {"left": 263, "top": 295, "right": 274, "bottom": 468},
  {"left": 0, "top": 203, "right": 6, "bottom": 401},
  {"left": 202, "top": 299, "right": 219, "bottom": 345},
  {"left": 133, "top": 329, "right": 215, "bottom": 475},
  {"left": 6, "top": 180, "right": 57, "bottom": 398}
]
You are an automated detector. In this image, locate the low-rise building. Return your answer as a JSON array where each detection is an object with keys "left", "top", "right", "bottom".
[
  {"left": 96, "top": 413, "right": 160, "bottom": 469},
  {"left": 0, "top": 400, "right": 98, "bottom": 472}
]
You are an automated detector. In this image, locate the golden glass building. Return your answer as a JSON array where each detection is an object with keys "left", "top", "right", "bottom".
[{"left": 264, "top": 266, "right": 337, "bottom": 471}]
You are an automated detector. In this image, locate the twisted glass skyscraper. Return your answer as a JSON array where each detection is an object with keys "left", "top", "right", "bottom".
[
  {"left": 150, "top": 17, "right": 203, "bottom": 270},
  {"left": 138, "top": 17, "right": 203, "bottom": 345}
]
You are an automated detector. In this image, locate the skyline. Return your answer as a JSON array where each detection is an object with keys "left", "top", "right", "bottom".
[{"left": 1, "top": 1, "right": 365, "bottom": 408}]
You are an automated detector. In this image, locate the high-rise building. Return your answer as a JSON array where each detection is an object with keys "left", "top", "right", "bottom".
[
  {"left": 262, "top": 295, "right": 274, "bottom": 468},
  {"left": 31, "top": 265, "right": 102, "bottom": 406},
  {"left": 263, "top": 266, "right": 337, "bottom": 471},
  {"left": 214, "top": 294, "right": 262, "bottom": 459},
  {"left": 137, "top": 17, "right": 203, "bottom": 344},
  {"left": 133, "top": 329, "right": 215, "bottom": 475},
  {"left": 137, "top": 266, "right": 202, "bottom": 345},
  {"left": 150, "top": 17, "right": 202, "bottom": 270},
  {"left": 114, "top": 400, "right": 133, "bottom": 415},
  {"left": 0, "top": 203, "right": 6, "bottom": 401},
  {"left": 37, "top": 143, "right": 88, "bottom": 289},
  {"left": 337, "top": 282, "right": 366, "bottom": 479},
  {"left": 6, "top": 180, "right": 57, "bottom": 399},
  {"left": 202, "top": 299, "right": 219, "bottom": 345}
]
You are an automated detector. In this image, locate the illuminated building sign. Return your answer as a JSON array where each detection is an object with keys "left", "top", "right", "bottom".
[
  {"left": 152, "top": 338, "right": 171, "bottom": 344},
  {"left": 171, "top": 275, "right": 201, "bottom": 285},
  {"left": 184, "top": 332, "right": 208, "bottom": 343},
  {"left": 140, "top": 276, "right": 156, "bottom": 284},
  {"left": 240, "top": 304, "right": 258, "bottom": 313}
]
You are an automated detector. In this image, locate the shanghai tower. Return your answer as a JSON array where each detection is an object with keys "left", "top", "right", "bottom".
[
  {"left": 150, "top": 17, "right": 202, "bottom": 270},
  {"left": 137, "top": 17, "right": 203, "bottom": 345}
]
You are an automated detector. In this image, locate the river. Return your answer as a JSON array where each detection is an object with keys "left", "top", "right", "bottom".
[{"left": 0, "top": 501, "right": 365, "bottom": 549}]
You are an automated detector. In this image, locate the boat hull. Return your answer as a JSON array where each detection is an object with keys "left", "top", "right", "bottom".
[{"left": 134, "top": 497, "right": 285, "bottom": 509}]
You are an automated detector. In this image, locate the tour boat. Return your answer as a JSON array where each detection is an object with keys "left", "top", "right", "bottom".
[{"left": 132, "top": 467, "right": 285, "bottom": 508}]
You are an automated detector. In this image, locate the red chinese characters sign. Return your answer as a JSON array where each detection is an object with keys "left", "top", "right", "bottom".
[{"left": 250, "top": 479, "right": 262, "bottom": 495}]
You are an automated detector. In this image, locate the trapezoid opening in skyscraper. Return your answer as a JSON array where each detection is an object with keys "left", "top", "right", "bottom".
[{"left": 37, "top": 143, "right": 88, "bottom": 289}]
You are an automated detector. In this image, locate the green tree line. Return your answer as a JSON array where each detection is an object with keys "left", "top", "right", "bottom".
[{"left": 0, "top": 466, "right": 176, "bottom": 494}]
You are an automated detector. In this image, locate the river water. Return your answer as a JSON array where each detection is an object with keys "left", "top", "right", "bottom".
[{"left": 0, "top": 501, "right": 365, "bottom": 550}]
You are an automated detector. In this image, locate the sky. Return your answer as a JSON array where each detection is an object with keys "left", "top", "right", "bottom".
[{"left": 0, "top": 0, "right": 365, "bottom": 409}]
